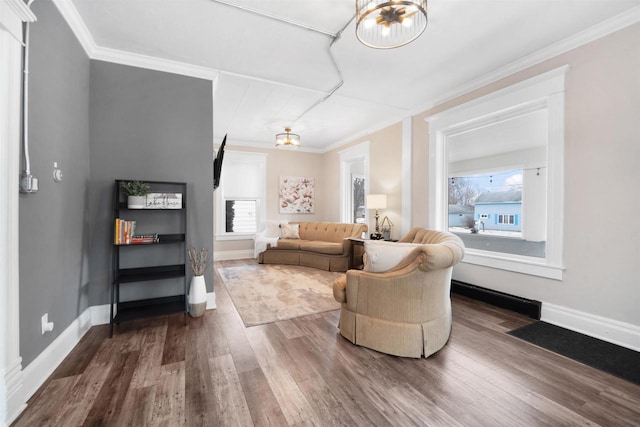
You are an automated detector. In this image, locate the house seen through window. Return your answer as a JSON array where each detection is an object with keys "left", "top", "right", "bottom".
[{"left": 447, "top": 109, "right": 548, "bottom": 259}]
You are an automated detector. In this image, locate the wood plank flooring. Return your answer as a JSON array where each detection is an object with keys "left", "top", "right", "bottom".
[{"left": 13, "top": 259, "right": 640, "bottom": 426}]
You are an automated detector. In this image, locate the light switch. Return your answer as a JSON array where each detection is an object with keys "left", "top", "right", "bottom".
[{"left": 53, "top": 162, "right": 63, "bottom": 182}]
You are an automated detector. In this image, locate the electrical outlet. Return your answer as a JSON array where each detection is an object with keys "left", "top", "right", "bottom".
[{"left": 41, "top": 313, "right": 54, "bottom": 334}]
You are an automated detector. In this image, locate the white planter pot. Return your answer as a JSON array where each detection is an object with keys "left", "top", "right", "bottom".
[
  {"left": 127, "top": 195, "right": 146, "bottom": 209},
  {"left": 188, "top": 275, "right": 207, "bottom": 317}
]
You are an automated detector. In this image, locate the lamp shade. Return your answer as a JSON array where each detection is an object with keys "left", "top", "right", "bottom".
[
  {"left": 356, "top": 0, "right": 428, "bottom": 49},
  {"left": 366, "top": 194, "right": 387, "bottom": 210}
]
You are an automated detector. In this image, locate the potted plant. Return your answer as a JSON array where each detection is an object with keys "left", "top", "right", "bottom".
[
  {"left": 187, "top": 246, "right": 211, "bottom": 317},
  {"left": 121, "top": 181, "right": 150, "bottom": 209}
]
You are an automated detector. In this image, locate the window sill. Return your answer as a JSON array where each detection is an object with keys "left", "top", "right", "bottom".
[
  {"left": 462, "top": 250, "right": 564, "bottom": 281},
  {"left": 216, "top": 233, "right": 256, "bottom": 241}
]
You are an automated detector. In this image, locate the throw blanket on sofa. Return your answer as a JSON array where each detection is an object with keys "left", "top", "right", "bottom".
[{"left": 253, "top": 233, "right": 279, "bottom": 259}]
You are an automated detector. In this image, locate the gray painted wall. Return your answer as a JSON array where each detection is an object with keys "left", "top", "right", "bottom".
[
  {"left": 19, "top": 0, "right": 91, "bottom": 367},
  {"left": 19, "top": 2, "right": 213, "bottom": 367},
  {"left": 88, "top": 61, "right": 214, "bottom": 306}
]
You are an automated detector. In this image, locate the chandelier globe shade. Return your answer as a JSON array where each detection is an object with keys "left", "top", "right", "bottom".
[
  {"left": 356, "top": 0, "right": 428, "bottom": 49},
  {"left": 275, "top": 127, "right": 301, "bottom": 149}
]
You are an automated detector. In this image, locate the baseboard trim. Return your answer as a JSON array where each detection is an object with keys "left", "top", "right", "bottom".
[
  {"left": 542, "top": 302, "right": 640, "bottom": 352},
  {"left": 19, "top": 307, "right": 93, "bottom": 416},
  {"left": 451, "top": 280, "right": 542, "bottom": 319},
  {"left": 4, "top": 357, "right": 25, "bottom": 426},
  {"left": 214, "top": 249, "right": 254, "bottom": 261},
  {"left": 90, "top": 304, "right": 111, "bottom": 325}
]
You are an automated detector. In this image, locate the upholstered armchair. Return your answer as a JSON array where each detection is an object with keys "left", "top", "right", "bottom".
[{"left": 333, "top": 227, "right": 465, "bottom": 358}]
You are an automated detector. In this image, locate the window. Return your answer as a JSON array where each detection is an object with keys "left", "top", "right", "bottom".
[
  {"left": 498, "top": 214, "right": 515, "bottom": 225},
  {"left": 428, "top": 66, "right": 567, "bottom": 280},
  {"left": 215, "top": 150, "right": 267, "bottom": 240},
  {"left": 225, "top": 200, "right": 257, "bottom": 233},
  {"left": 352, "top": 175, "right": 366, "bottom": 224},
  {"left": 449, "top": 163, "right": 544, "bottom": 257},
  {"left": 339, "top": 142, "right": 370, "bottom": 224}
]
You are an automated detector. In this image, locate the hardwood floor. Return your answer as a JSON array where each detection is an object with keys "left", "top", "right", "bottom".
[{"left": 14, "top": 259, "right": 640, "bottom": 426}]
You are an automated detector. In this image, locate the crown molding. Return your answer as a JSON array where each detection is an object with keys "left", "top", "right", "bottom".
[
  {"left": 322, "top": 113, "right": 406, "bottom": 153},
  {"left": 51, "top": 0, "right": 95, "bottom": 56},
  {"left": 52, "top": 0, "right": 219, "bottom": 80},
  {"left": 410, "top": 5, "right": 640, "bottom": 116},
  {"left": 51, "top": 0, "right": 639, "bottom": 153},
  {"left": 92, "top": 46, "right": 219, "bottom": 81},
  {"left": 215, "top": 136, "right": 325, "bottom": 153},
  {"left": 4, "top": 0, "right": 37, "bottom": 22},
  {"left": 308, "top": 5, "right": 640, "bottom": 154}
]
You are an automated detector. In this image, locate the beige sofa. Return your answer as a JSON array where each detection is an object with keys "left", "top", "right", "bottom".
[
  {"left": 333, "top": 227, "right": 465, "bottom": 358},
  {"left": 258, "top": 222, "right": 368, "bottom": 272}
]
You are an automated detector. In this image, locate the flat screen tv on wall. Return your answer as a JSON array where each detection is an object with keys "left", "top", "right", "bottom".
[{"left": 213, "top": 134, "right": 227, "bottom": 191}]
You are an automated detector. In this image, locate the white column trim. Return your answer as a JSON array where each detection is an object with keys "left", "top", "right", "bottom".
[
  {"left": 401, "top": 117, "right": 412, "bottom": 235},
  {"left": 0, "top": 2, "right": 35, "bottom": 424}
]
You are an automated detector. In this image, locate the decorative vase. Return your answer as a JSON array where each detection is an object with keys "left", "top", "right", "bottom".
[
  {"left": 188, "top": 275, "right": 207, "bottom": 317},
  {"left": 127, "top": 195, "right": 146, "bottom": 209}
]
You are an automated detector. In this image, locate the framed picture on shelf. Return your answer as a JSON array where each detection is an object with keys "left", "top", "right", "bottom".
[{"left": 144, "top": 193, "right": 182, "bottom": 209}]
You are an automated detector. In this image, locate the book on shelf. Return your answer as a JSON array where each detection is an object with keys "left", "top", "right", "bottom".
[
  {"left": 114, "top": 219, "right": 139, "bottom": 245},
  {"left": 130, "top": 234, "right": 159, "bottom": 244}
]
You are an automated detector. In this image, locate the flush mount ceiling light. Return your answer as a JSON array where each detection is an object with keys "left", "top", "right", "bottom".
[
  {"left": 275, "top": 127, "right": 301, "bottom": 149},
  {"left": 356, "top": 0, "right": 428, "bottom": 49}
]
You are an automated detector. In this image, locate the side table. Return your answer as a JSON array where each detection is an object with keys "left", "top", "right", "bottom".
[{"left": 348, "top": 237, "right": 366, "bottom": 269}]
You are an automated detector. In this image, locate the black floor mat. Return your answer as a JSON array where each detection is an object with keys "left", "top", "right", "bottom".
[{"left": 508, "top": 321, "right": 640, "bottom": 385}]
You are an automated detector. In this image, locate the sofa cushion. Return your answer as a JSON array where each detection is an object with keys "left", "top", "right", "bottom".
[
  {"left": 363, "top": 240, "right": 422, "bottom": 273},
  {"left": 276, "top": 239, "right": 301, "bottom": 250},
  {"left": 299, "top": 240, "right": 344, "bottom": 255},
  {"left": 297, "top": 222, "right": 367, "bottom": 243},
  {"left": 281, "top": 223, "right": 300, "bottom": 239}
]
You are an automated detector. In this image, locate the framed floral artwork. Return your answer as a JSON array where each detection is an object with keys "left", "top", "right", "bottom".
[{"left": 279, "top": 176, "right": 314, "bottom": 213}]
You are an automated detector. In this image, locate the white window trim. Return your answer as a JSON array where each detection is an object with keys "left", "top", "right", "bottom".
[
  {"left": 401, "top": 117, "right": 413, "bottom": 236},
  {"left": 215, "top": 150, "right": 267, "bottom": 241},
  {"left": 339, "top": 141, "right": 370, "bottom": 224},
  {"left": 426, "top": 65, "right": 569, "bottom": 280}
]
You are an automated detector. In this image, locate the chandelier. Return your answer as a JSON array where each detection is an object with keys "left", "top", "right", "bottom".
[
  {"left": 275, "top": 127, "right": 301, "bottom": 149},
  {"left": 356, "top": 0, "right": 428, "bottom": 49}
]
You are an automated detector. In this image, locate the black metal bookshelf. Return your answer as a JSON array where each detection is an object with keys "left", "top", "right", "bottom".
[{"left": 110, "top": 179, "right": 187, "bottom": 337}]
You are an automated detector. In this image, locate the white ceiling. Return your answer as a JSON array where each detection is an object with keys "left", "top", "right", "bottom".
[{"left": 68, "top": 0, "right": 639, "bottom": 151}]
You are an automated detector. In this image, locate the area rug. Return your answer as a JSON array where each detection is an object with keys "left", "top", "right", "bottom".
[
  {"left": 217, "top": 264, "right": 343, "bottom": 327},
  {"left": 508, "top": 321, "right": 640, "bottom": 385}
]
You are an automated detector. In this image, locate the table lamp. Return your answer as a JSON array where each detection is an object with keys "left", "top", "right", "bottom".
[{"left": 366, "top": 194, "right": 387, "bottom": 240}]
